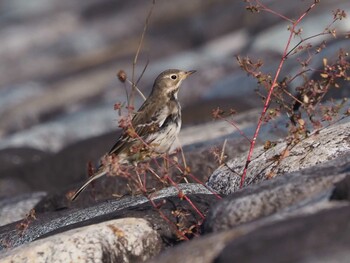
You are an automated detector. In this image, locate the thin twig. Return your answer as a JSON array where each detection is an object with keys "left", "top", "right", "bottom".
[
  {"left": 174, "top": 136, "right": 189, "bottom": 183},
  {"left": 287, "top": 69, "right": 312, "bottom": 84},
  {"left": 176, "top": 137, "right": 187, "bottom": 168},
  {"left": 218, "top": 116, "right": 252, "bottom": 143},
  {"left": 220, "top": 139, "right": 227, "bottom": 165},
  {"left": 148, "top": 197, "right": 189, "bottom": 241},
  {"left": 131, "top": 0, "right": 156, "bottom": 106},
  {"left": 286, "top": 32, "right": 328, "bottom": 58},
  {"left": 281, "top": 88, "right": 304, "bottom": 105},
  {"left": 165, "top": 175, "right": 205, "bottom": 219},
  {"left": 256, "top": 0, "right": 293, "bottom": 23},
  {"left": 126, "top": 79, "right": 147, "bottom": 101},
  {"left": 136, "top": 58, "right": 150, "bottom": 87},
  {"left": 240, "top": 1, "right": 319, "bottom": 188}
]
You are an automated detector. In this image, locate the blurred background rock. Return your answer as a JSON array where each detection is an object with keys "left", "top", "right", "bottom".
[{"left": 0, "top": 0, "right": 349, "bottom": 197}]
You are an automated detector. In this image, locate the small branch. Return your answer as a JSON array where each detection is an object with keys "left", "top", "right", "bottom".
[
  {"left": 126, "top": 79, "right": 147, "bottom": 101},
  {"left": 131, "top": 0, "right": 156, "bottom": 107},
  {"left": 227, "top": 117, "right": 252, "bottom": 143},
  {"left": 175, "top": 136, "right": 189, "bottom": 183},
  {"left": 256, "top": 0, "right": 293, "bottom": 23},
  {"left": 148, "top": 197, "right": 189, "bottom": 241},
  {"left": 136, "top": 59, "right": 150, "bottom": 87},
  {"left": 281, "top": 88, "right": 304, "bottom": 105},
  {"left": 285, "top": 32, "right": 328, "bottom": 58},
  {"left": 220, "top": 139, "right": 227, "bottom": 165},
  {"left": 165, "top": 175, "right": 205, "bottom": 219},
  {"left": 240, "top": 1, "right": 319, "bottom": 188}
]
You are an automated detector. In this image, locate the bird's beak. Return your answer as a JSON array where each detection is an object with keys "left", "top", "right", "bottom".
[{"left": 183, "top": 70, "right": 196, "bottom": 78}]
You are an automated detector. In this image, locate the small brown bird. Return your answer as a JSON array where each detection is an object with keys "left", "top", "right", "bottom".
[{"left": 71, "top": 69, "right": 196, "bottom": 200}]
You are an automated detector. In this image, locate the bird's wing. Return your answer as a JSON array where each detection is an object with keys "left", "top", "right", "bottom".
[{"left": 108, "top": 98, "right": 167, "bottom": 156}]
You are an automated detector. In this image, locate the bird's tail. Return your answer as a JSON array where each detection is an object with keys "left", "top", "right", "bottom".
[{"left": 70, "top": 167, "right": 107, "bottom": 201}]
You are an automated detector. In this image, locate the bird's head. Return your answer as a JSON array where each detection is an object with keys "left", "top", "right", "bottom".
[{"left": 152, "top": 69, "right": 196, "bottom": 99}]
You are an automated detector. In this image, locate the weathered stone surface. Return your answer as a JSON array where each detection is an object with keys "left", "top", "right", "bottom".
[
  {"left": 1, "top": 1, "right": 350, "bottom": 261},
  {"left": 0, "top": 148, "right": 49, "bottom": 198},
  {"left": 0, "top": 108, "right": 285, "bottom": 206},
  {"left": 1, "top": 0, "right": 348, "bottom": 151},
  {"left": 0, "top": 131, "right": 119, "bottom": 194},
  {"left": 0, "top": 184, "right": 216, "bottom": 251},
  {"left": 330, "top": 174, "right": 350, "bottom": 201},
  {"left": 207, "top": 120, "right": 350, "bottom": 195},
  {"left": 214, "top": 205, "right": 350, "bottom": 263},
  {"left": 0, "top": 218, "right": 162, "bottom": 263},
  {"left": 147, "top": 229, "right": 241, "bottom": 263},
  {"left": 204, "top": 152, "right": 350, "bottom": 232},
  {"left": 148, "top": 204, "right": 350, "bottom": 263},
  {"left": 0, "top": 177, "right": 31, "bottom": 200},
  {"left": 0, "top": 192, "right": 46, "bottom": 227},
  {"left": 0, "top": 147, "right": 48, "bottom": 173}
]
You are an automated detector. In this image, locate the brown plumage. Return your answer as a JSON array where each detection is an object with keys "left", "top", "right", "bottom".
[{"left": 70, "top": 69, "right": 195, "bottom": 200}]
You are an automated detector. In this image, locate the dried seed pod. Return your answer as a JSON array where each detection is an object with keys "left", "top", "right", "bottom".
[{"left": 117, "top": 70, "right": 127, "bottom": 83}]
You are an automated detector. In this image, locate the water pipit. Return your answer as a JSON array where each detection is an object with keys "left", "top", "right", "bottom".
[{"left": 71, "top": 69, "right": 196, "bottom": 200}]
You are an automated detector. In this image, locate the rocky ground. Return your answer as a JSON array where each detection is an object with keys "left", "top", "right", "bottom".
[{"left": 1, "top": 0, "right": 350, "bottom": 262}]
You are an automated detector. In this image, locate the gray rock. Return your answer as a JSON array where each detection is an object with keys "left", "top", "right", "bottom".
[
  {"left": 0, "top": 108, "right": 284, "bottom": 202},
  {"left": 330, "top": 174, "right": 350, "bottom": 201},
  {"left": 204, "top": 151, "right": 350, "bottom": 232},
  {"left": 251, "top": 3, "right": 350, "bottom": 54},
  {"left": 1, "top": 0, "right": 348, "bottom": 151},
  {"left": 0, "top": 147, "right": 48, "bottom": 173},
  {"left": 0, "top": 177, "right": 31, "bottom": 200},
  {"left": 0, "top": 218, "right": 161, "bottom": 263},
  {"left": 214, "top": 205, "right": 350, "bottom": 263},
  {"left": 147, "top": 229, "right": 241, "bottom": 263},
  {"left": 207, "top": 120, "right": 350, "bottom": 195},
  {"left": 0, "top": 184, "right": 214, "bottom": 250},
  {"left": 149, "top": 201, "right": 350, "bottom": 263},
  {"left": 0, "top": 105, "right": 121, "bottom": 152},
  {"left": 0, "top": 192, "right": 46, "bottom": 227}
]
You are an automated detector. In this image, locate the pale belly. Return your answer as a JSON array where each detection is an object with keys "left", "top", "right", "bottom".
[{"left": 149, "top": 119, "right": 181, "bottom": 154}]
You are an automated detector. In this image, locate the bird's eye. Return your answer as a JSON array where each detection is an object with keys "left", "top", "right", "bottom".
[{"left": 171, "top": 75, "right": 177, "bottom": 80}]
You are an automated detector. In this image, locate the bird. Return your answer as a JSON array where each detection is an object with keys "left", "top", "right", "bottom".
[{"left": 70, "top": 69, "right": 196, "bottom": 201}]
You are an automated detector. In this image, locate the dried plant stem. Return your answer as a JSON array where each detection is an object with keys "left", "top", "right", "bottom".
[
  {"left": 148, "top": 197, "right": 189, "bottom": 241},
  {"left": 175, "top": 136, "right": 189, "bottom": 183},
  {"left": 126, "top": 79, "right": 147, "bottom": 101},
  {"left": 220, "top": 139, "right": 227, "bottom": 165},
  {"left": 240, "top": 1, "right": 318, "bottom": 188},
  {"left": 136, "top": 59, "right": 150, "bottom": 87},
  {"left": 131, "top": 0, "right": 156, "bottom": 106},
  {"left": 147, "top": 166, "right": 163, "bottom": 182},
  {"left": 165, "top": 175, "right": 205, "bottom": 219},
  {"left": 256, "top": 0, "right": 293, "bottom": 23}
]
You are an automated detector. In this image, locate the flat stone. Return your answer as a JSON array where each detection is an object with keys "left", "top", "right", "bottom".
[
  {"left": 0, "top": 218, "right": 162, "bottom": 263},
  {"left": 148, "top": 204, "right": 350, "bottom": 263},
  {"left": 204, "top": 151, "right": 350, "bottom": 232},
  {"left": 207, "top": 120, "right": 350, "bottom": 195},
  {"left": 330, "top": 174, "right": 350, "bottom": 201},
  {"left": 214, "top": 205, "right": 350, "bottom": 263},
  {"left": 0, "top": 184, "right": 216, "bottom": 251}
]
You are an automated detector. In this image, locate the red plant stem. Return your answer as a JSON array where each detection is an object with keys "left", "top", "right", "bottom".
[
  {"left": 165, "top": 175, "right": 205, "bottom": 219},
  {"left": 165, "top": 156, "right": 222, "bottom": 199},
  {"left": 256, "top": 0, "right": 293, "bottom": 23},
  {"left": 240, "top": 2, "right": 318, "bottom": 188},
  {"left": 143, "top": 172, "right": 147, "bottom": 189},
  {"left": 185, "top": 172, "right": 222, "bottom": 200},
  {"left": 218, "top": 116, "right": 252, "bottom": 143},
  {"left": 148, "top": 198, "right": 189, "bottom": 241},
  {"left": 166, "top": 157, "right": 222, "bottom": 199}
]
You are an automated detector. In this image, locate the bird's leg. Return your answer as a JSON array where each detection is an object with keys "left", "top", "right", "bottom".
[
  {"left": 88, "top": 161, "right": 97, "bottom": 199},
  {"left": 164, "top": 152, "right": 170, "bottom": 174}
]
